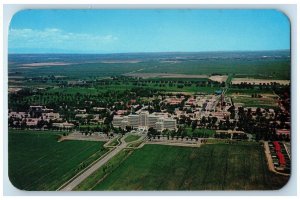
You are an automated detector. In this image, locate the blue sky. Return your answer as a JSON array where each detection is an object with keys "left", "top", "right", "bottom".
[{"left": 8, "top": 9, "right": 290, "bottom": 53}]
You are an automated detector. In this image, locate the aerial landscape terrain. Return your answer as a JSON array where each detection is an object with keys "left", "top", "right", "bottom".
[
  {"left": 8, "top": 51, "right": 291, "bottom": 191},
  {"left": 7, "top": 9, "right": 291, "bottom": 191}
]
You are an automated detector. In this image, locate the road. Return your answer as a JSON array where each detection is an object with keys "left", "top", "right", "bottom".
[{"left": 60, "top": 136, "right": 128, "bottom": 191}]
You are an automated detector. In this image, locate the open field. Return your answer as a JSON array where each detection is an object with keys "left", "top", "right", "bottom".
[
  {"left": 44, "top": 84, "right": 219, "bottom": 95},
  {"left": 90, "top": 143, "right": 289, "bottom": 190},
  {"left": 126, "top": 73, "right": 227, "bottom": 83},
  {"left": 8, "top": 51, "right": 290, "bottom": 80},
  {"left": 231, "top": 94, "right": 278, "bottom": 108},
  {"left": 8, "top": 129, "right": 108, "bottom": 191},
  {"left": 227, "top": 88, "right": 275, "bottom": 95},
  {"left": 20, "top": 62, "right": 73, "bottom": 68},
  {"left": 140, "top": 59, "right": 290, "bottom": 80},
  {"left": 124, "top": 73, "right": 209, "bottom": 79},
  {"left": 231, "top": 78, "right": 290, "bottom": 85},
  {"left": 209, "top": 75, "right": 228, "bottom": 83}
]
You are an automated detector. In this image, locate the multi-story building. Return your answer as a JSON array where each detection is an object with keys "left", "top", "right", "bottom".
[
  {"left": 112, "top": 116, "right": 124, "bottom": 127},
  {"left": 112, "top": 111, "right": 177, "bottom": 131},
  {"left": 154, "top": 117, "right": 177, "bottom": 131},
  {"left": 148, "top": 115, "right": 160, "bottom": 128},
  {"left": 120, "top": 116, "right": 129, "bottom": 130},
  {"left": 128, "top": 114, "right": 139, "bottom": 128},
  {"left": 139, "top": 111, "right": 148, "bottom": 127},
  {"left": 162, "top": 118, "right": 177, "bottom": 131},
  {"left": 155, "top": 119, "right": 164, "bottom": 132}
]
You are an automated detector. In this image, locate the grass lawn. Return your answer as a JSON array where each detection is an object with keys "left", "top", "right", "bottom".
[
  {"left": 127, "top": 140, "right": 144, "bottom": 148},
  {"left": 91, "top": 143, "right": 289, "bottom": 190},
  {"left": 106, "top": 136, "right": 121, "bottom": 146},
  {"left": 124, "top": 135, "right": 141, "bottom": 143},
  {"left": 185, "top": 127, "right": 216, "bottom": 138},
  {"left": 8, "top": 129, "right": 108, "bottom": 191}
]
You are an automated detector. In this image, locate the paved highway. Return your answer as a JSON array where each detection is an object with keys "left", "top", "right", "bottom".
[{"left": 60, "top": 137, "right": 128, "bottom": 191}]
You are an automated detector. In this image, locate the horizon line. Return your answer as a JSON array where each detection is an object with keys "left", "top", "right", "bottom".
[{"left": 8, "top": 49, "right": 290, "bottom": 55}]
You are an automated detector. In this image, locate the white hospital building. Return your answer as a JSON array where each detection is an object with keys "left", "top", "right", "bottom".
[{"left": 112, "top": 111, "right": 177, "bottom": 131}]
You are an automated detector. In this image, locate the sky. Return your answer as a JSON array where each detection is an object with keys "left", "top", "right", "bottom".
[{"left": 8, "top": 9, "right": 291, "bottom": 54}]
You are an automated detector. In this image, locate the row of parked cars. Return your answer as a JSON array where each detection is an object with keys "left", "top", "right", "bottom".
[{"left": 268, "top": 141, "right": 291, "bottom": 174}]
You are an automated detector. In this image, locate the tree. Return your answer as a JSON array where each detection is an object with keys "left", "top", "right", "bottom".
[
  {"left": 228, "top": 105, "right": 235, "bottom": 119},
  {"left": 37, "top": 119, "right": 45, "bottom": 129},
  {"left": 104, "top": 114, "right": 114, "bottom": 124},
  {"left": 200, "top": 116, "right": 206, "bottom": 127},
  {"left": 47, "top": 119, "right": 53, "bottom": 129},
  {"left": 21, "top": 120, "right": 27, "bottom": 130},
  {"left": 256, "top": 108, "right": 262, "bottom": 117},
  {"left": 125, "top": 126, "right": 132, "bottom": 132},
  {"left": 148, "top": 127, "right": 157, "bottom": 137},
  {"left": 8, "top": 117, "right": 14, "bottom": 127},
  {"left": 191, "top": 120, "right": 197, "bottom": 131}
]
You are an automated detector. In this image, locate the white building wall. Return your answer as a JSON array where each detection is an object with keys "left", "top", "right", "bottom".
[
  {"left": 112, "top": 116, "right": 124, "bottom": 127},
  {"left": 155, "top": 122, "right": 164, "bottom": 132},
  {"left": 163, "top": 119, "right": 177, "bottom": 130},
  {"left": 121, "top": 120, "right": 128, "bottom": 130},
  {"left": 128, "top": 114, "right": 140, "bottom": 128},
  {"left": 139, "top": 111, "right": 149, "bottom": 127},
  {"left": 148, "top": 115, "right": 159, "bottom": 128}
]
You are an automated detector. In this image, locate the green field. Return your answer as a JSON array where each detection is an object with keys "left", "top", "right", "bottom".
[
  {"left": 9, "top": 59, "right": 290, "bottom": 81},
  {"left": 231, "top": 95, "right": 278, "bottom": 109},
  {"left": 185, "top": 127, "right": 216, "bottom": 138},
  {"left": 90, "top": 143, "right": 289, "bottom": 190},
  {"left": 124, "top": 135, "right": 141, "bottom": 143},
  {"left": 227, "top": 88, "right": 274, "bottom": 95},
  {"left": 141, "top": 59, "right": 290, "bottom": 80},
  {"left": 46, "top": 84, "right": 219, "bottom": 95},
  {"left": 8, "top": 129, "right": 108, "bottom": 191}
]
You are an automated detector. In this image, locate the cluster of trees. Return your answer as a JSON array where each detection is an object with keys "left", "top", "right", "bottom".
[
  {"left": 78, "top": 124, "right": 113, "bottom": 133},
  {"left": 214, "top": 133, "right": 231, "bottom": 139},
  {"left": 230, "top": 81, "right": 289, "bottom": 90},
  {"left": 78, "top": 124, "right": 133, "bottom": 135},
  {"left": 25, "top": 75, "right": 67, "bottom": 84},
  {"left": 55, "top": 76, "right": 225, "bottom": 91},
  {"left": 214, "top": 132, "right": 248, "bottom": 140},
  {"left": 233, "top": 106, "right": 290, "bottom": 141},
  {"left": 8, "top": 117, "right": 76, "bottom": 132},
  {"left": 147, "top": 126, "right": 213, "bottom": 141},
  {"left": 274, "top": 86, "right": 290, "bottom": 112}
]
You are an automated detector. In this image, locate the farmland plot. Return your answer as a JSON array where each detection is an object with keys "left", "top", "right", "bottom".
[
  {"left": 8, "top": 129, "right": 108, "bottom": 191},
  {"left": 91, "top": 143, "right": 289, "bottom": 190}
]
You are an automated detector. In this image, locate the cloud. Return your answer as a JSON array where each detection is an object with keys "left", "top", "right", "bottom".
[{"left": 8, "top": 28, "right": 118, "bottom": 52}]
